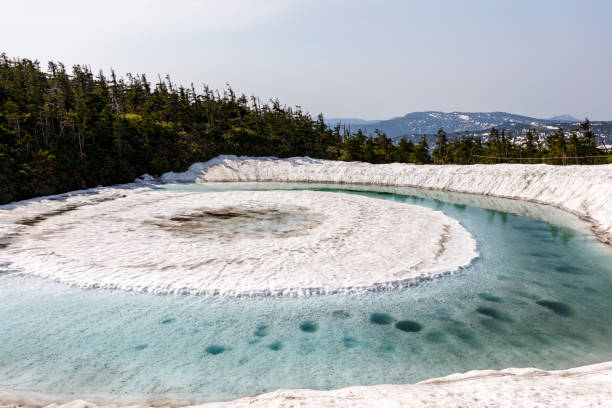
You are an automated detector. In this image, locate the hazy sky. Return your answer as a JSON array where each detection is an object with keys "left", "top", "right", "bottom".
[{"left": 2, "top": 0, "right": 611, "bottom": 120}]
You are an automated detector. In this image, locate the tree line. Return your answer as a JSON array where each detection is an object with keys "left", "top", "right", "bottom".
[
  {"left": 427, "top": 124, "right": 609, "bottom": 165},
  {"left": 1, "top": 54, "right": 610, "bottom": 204}
]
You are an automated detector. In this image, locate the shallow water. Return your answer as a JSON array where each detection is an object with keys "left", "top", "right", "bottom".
[{"left": 1, "top": 183, "right": 612, "bottom": 404}]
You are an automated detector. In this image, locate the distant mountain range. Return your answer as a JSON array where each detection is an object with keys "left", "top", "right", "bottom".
[
  {"left": 547, "top": 114, "right": 580, "bottom": 122},
  {"left": 325, "top": 111, "right": 583, "bottom": 137}
]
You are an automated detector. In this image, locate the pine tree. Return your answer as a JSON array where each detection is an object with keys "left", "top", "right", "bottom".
[
  {"left": 414, "top": 136, "right": 431, "bottom": 164},
  {"left": 432, "top": 128, "right": 448, "bottom": 164}
]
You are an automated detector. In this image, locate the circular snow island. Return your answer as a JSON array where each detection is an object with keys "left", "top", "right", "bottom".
[{"left": 5, "top": 189, "right": 477, "bottom": 295}]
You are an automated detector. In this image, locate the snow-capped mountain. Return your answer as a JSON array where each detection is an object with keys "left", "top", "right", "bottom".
[
  {"left": 325, "top": 111, "right": 612, "bottom": 146},
  {"left": 340, "top": 111, "right": 570, "bottom": 137}
]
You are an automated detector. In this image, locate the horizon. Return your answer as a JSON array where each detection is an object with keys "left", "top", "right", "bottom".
[
  {"left": 2, "top": 0, "right": 611, "bottom": 120},
  {"left": 325, "top": 111, "right": 585, "bottom": 123}
]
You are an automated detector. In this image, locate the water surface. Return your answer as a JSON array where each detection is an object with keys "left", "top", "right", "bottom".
[{"left": 1, "top": 183, "right": 611, "bottom": 403}]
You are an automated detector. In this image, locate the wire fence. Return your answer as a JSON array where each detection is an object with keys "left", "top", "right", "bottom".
[{"left": 471, "top": 154, "right": 610, "bottom": 165}]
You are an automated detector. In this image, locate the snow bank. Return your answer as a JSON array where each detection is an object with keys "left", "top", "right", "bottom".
[
  {"left": 161, "top": 155, "right": 612, "bottom": 244},
  {"left": 204, "top": 361, "right": 612, "bottom": 407},
  {"left": 0, "top": 190, "right": 476, "bottom": 296},
  {"left": 2, "top": 361, "right": 611, "bottom": 408},
  {"left": 205, "top": 361, "right": 612, "bottom": 408}
]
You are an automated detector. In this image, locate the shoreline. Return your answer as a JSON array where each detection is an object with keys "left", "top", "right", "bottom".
[{"left": 2, "top": 361, "right": 612, "bottom": 407}]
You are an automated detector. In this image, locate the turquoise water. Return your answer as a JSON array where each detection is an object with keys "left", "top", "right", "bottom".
[{"left": 1, "top": 183, "right": 612, "bottom": 403}]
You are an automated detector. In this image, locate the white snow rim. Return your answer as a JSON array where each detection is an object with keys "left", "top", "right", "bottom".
[{"left": 0, "top": 189, "right": 478, "bottom": 296}]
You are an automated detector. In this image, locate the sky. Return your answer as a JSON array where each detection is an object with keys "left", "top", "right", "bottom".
[{"left": 2, "top": 0, "right": 611, "bottom": 120}]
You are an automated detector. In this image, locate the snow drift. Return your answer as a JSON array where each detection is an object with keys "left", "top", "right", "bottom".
[
  {"left": 0, "top": 190, "right": 477, "bottom": 296},
  {"left": 2, "top": 361, "right": 611, "bottom": 408}
]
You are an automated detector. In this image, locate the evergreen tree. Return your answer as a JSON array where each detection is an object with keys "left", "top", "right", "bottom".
[
  {"left": 414, "top": 136, "right": 431, "bottom": 164},
  {"left": 432, "top": 128, "right": 448, "bottom": 164},
  {"left": 395, "top": 137, "right": 415, "bottom": 163}
]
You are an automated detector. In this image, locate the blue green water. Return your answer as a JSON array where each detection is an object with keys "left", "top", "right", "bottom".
[{"left": 1, "top": 183, "right": 612, "bottom": 404}]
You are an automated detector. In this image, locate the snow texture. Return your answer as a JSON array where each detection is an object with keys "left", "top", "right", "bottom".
[
  {"left": 2, "top": 361, "right": 612, "bottom": 408},
  {"left": 0, "top": 189, "right": 476, "bottom": 296}
]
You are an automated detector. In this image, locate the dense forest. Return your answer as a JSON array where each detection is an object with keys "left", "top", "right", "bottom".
[{"left": 1, "top": 54, "right": 610, "bottom": 204}]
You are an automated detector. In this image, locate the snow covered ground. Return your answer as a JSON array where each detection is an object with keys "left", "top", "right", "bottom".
[
  {"left": 2, "top": 361, "right": 611, "bottom": 408},
  {"left": 0, "top": 189, "right": 476, "bottom": 296},
  {"left": 198, "top": 361, "right": 612, "bottom": 407},
  {"left": 191, "top": 361, "right": 612, "bottom": 408},
  {"left": 161, "top": 155, "right": 612, "bottom": 244}
]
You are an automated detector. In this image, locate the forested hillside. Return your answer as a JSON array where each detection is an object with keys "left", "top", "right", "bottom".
[
  {"left": 1, "top": 54, "right": 610, "bottom": 204},
  {"left": 0, "top": 54, "right": 345, "bottom": 203}
]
